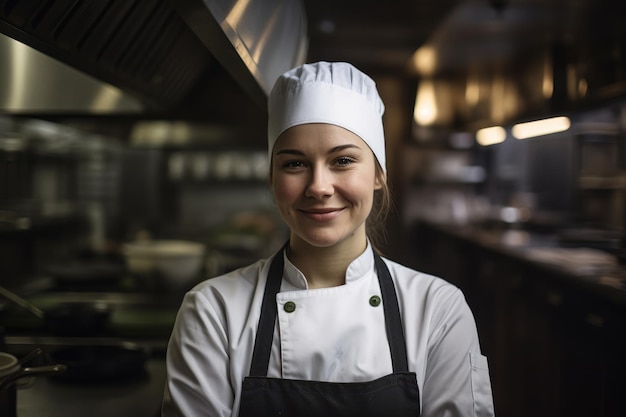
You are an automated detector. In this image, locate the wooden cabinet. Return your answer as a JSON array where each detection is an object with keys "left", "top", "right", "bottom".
[{"left": 409, "top": 221, "right": 626, "bottom": 417}]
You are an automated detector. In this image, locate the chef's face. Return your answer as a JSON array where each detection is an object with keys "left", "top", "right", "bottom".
[{"left": 271, "top": 123, "right": 383, "bottom": 250}]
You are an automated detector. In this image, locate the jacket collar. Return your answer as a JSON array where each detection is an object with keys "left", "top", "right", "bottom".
[{"left": 282, "top": 241, "right": 375, "bottom": 289}]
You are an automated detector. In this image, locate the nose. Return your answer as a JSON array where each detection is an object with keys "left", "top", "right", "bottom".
[{"left": 305, "top": 166, "right": 333, "bottom": 199}]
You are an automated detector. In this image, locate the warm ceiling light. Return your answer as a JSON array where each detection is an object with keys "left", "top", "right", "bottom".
[
  {"left": 413, "top": 79, "right": 437, "bottom": 126},
  {"left": 411, "top": 46, "right": 437, "bottom": 76},
  {"left": 465, "top": 77, "right": 480, "bottom": 107},
  {"left": 542, "top": 54, "right": 553, "bottom": 99},
  {"left": 490, "top": 74, "right": 506, "bottom": 124},
  {"left": 476, "top": 126, "right": 506, "bottom": 146},
  {"left": 512, "top": 116, "right": 571, "bottom": 139},
  {"left": 577, "top": 77, "right": 588, "bottom": 97}
]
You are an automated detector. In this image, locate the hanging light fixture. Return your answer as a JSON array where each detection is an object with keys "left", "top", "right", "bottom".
[
  {"left": 476, "top": 126, "right": 506, "bottom": 146},
  {"left": 512, "top": 116, "right": 571, "bottom": 139}
]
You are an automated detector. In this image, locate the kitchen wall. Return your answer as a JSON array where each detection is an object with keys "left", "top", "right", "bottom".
[
  {"left": 0, "top": 116, "right": 289, "bottom": 287},
  {"left": 0, "top": 117, "right": 118, "bottom": 286},
  {"left": 401, "top": 100, "right": 626, "bottom": 236}
]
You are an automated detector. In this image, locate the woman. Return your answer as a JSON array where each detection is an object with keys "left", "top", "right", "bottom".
[{"left": 162, "top": 61, "right": 495, "bottom": 417}]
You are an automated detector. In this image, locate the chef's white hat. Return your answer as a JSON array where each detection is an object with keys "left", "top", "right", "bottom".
[{"left": 268, "top": 61, "right": 386, "bottom": 172}]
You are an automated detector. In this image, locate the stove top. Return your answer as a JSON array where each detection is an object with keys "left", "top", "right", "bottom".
[{"left": 1, "top": 278, "right": 181, "bottom": 358}]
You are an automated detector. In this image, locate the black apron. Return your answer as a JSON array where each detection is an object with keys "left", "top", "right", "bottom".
[{"left": 238, "top": 247, "right": 421, "bottom": 417}]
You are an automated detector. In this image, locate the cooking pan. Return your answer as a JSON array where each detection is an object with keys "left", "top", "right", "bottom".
[{"left": 0, "top": 286, "right": 111, "bottom": 336}]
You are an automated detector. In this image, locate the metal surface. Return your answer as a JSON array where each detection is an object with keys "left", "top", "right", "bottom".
[
  {"left": 0, "top": 0, "right": 211, "bottom": 112},
  {"left": 16, "top": 359, "right": 166, "bottom": 417},
  {"left": 0, "top": 35, "right": 143, "bottom": 114},
  {"left": 0, "top": 285, "right": 45, "bottom": 319},
  {"left": 171, "top": 0, "right": 307, "bottom": 106},
  {"left": 197, "top": 0, "right": 307, "bottom": 95},
  {"left": 5, "top": 336, "right": 168, "bottom": 352},
  {"left": 0, "top": 0, "right": 307, "bottom": 116}
]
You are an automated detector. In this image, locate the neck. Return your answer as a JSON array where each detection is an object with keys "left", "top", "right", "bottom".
[{"left": 287, "top": 234, "right": 368, "bottom": 289}]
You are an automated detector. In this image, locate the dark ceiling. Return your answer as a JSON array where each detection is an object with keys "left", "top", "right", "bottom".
[
  {"left": 303, "top": 0, "right": 626, "bottom": 130},
  {"left": 303, "top": 0, "right": 460, "bottom": 76},
  {"left": 304, "top": 0, "right": 624, "bottom": 79},
  {"left": 2, "top": 0, "right": 625, "bottom": 139}
]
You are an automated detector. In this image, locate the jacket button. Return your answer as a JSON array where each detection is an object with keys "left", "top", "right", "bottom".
[
  {"left": 284, "top": 301, "right": 296, "bottom": 313},
  {"left": 369, "top": 295, "right": 381, "bottom": 307}
]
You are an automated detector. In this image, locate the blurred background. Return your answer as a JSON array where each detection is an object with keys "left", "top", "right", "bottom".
[{"left": 0, "top": 0, "right": 625, "bottom": 416}]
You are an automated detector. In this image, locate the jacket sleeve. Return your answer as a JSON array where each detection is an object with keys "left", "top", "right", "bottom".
[
  {"left": 421, "top": 288, "right": 495, "bottom": 417},
  {"left": 162, "top": 289, "right": 234, "bottom": 417}
]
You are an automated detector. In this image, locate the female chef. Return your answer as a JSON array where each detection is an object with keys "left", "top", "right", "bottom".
[{"left": 162, "top": 61, "right": 495, "bottom": 417}]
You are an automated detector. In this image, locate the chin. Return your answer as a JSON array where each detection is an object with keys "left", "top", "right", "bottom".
[
  {"left": 293, "top": 229, "right": 361, "bottom": 249},
  {"left": 301, "top": 236, "right": 341, "bottom": 248},
  {"left": 289, "top": 230, "right": 337, "bottom": 247}
]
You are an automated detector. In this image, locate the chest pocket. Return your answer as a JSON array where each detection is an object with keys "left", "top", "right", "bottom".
[{"left": 470, "top": 352, "right": 495, "bottom": 417}]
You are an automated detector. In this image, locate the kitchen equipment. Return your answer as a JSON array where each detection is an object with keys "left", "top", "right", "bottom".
[
  {"left": 0, "top": 350, "right": 66, "bottom": 417},
  {"left": 122, "top": 239, "right": 205, "bottom": 290},
  {"left": 0, "top": 285, "right": 111, "bottom": 336},
  {"left": 0, "top": 352, "right": 65, "bottom": 389}
]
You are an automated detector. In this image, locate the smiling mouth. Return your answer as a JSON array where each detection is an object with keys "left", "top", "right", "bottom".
[{"left": 299, "top": 208, "right": 344, "bottom": 221}]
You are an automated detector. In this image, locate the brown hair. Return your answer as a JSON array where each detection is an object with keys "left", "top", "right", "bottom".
[{"left": 367, "top": 161, "right": 393, "bottom": 254}]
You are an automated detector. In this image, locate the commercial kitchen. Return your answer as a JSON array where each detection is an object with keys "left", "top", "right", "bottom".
[{"left": 1, "top": 0, "right": 625, "bottom": 416}]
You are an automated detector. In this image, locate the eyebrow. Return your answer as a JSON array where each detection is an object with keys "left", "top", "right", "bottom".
[{"left": 275, "top": 144, "right": 362, "bottom": 156}]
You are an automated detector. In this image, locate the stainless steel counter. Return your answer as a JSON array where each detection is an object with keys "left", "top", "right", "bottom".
[{"left": 17, "top": 358, "right": 165, "bottom": 417}]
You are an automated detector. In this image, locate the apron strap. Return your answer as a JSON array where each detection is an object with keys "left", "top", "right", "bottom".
[
  {"left": 374, "top": 254, "right": 409, "bottom": 373},
  {"left": 248, "top": 243, "right": 287, "bottom": 377},
  {"left": 249, "top": 243, "right": 409, "bottom": 377}
]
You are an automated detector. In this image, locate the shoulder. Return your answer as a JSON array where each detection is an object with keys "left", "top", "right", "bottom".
[
  {"left": 381, "top": 257, "right": 460, "bottom": 292},
  {"left": 380, "top": 257, "right": 467, "bottom": 309},
  {"left": 179, "top": 257, "right": 272, "bottom": 314},
  {"left": 194, "top": 257, "right": 270, "bottom": 291},
  {"left": 380, "top": 257, "right": 478, "bottom": 344}
]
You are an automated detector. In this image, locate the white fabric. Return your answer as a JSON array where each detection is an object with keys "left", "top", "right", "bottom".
[
  {"left": 268, "top": 61, "right": 387, "bottom": 172},
  {"left": 162, "top": 244, "right": 495, "bottom": 417}
]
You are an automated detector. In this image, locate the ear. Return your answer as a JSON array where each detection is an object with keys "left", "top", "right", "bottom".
[{"left": 374, "top": 171, "right": 386, "bottom": 190}]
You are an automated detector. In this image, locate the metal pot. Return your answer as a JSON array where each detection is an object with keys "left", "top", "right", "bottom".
[
  {"left": 0, "top": 350, "right": 66, "bottom": 417},
  {"left": 0, "top": 352, "right": 66, "bottom": 389}
]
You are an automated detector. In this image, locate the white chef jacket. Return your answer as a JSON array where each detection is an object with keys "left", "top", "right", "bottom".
[{"left": 162, "top": 243, "right": 495, "bottom": 417}]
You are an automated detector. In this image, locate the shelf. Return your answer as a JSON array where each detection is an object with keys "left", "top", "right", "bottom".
[{"left": 579, "top": 176, "right": 626, "bottom": 190}]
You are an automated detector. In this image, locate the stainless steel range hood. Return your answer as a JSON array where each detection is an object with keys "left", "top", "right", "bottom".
[
  {"left": 0, "top": 0, "right": 307, "bottom": 117},
  {"left": 0, "top": 34, "right": 145, "bottom": 113}
]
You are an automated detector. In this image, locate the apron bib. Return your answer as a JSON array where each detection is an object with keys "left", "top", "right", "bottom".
[{"left": 238, "top": 246, "right": 421, "bottom": 417}]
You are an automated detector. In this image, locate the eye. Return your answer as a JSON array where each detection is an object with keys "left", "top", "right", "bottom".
[
  {"left": 335, "top": 157, "right": 356, "bottom": 167},
  {"left": 282, "top": 160, "right": 306, "bottom": 169}
]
